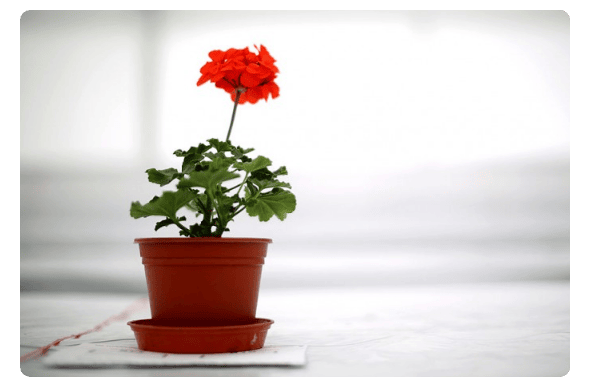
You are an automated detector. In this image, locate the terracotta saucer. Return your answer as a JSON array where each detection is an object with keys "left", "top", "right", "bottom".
[{"left": 128, "top": 318, "right": 274, "bottom": 354}]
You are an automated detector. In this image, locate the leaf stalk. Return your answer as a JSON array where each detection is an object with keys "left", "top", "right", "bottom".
[{"left": 172, "top": 216, "right": 193, "bottom": 236}]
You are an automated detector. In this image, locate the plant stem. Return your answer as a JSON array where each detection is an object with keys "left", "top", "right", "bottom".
[
  {"left": 229, "top": 205, "right": 246, "bottom": 219},
  {"left": 203, "top": 194, "right": 213, "bottom": 233},
  {"left": 227, "top": 188, "right": 261, "bottom": 223},
  {"left": 172, "top": 217, "right": 193, "bottom": 236},
  {"left": 194, "top": 196, "right": 208, "bottom": 214},
  {"left": 207, "top": 191, "right": 228, "bottom": 237},
  {"left": 212, "top": 200, "right": 224, "bottom": 227},
  {"left": 225, "top": 182, "right": 241, "bottom": 192},
  {"left": 225, "top": 90, "right": 242, "bottom": 142},
  {"left": 236, "top": 171, "right": 250, "bottom": 197}
]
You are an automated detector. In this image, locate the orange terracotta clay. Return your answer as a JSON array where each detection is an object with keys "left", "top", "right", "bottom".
[
  {"left": 135, "top": 237, "right": 272, "bottom": 325},
  {"left": 128, "top": 318, "right": 274, "bottom": 354}
]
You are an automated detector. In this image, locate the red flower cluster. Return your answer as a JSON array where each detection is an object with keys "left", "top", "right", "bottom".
[{"left": 197, "top": 45, "right": 280, "bottom": 104}]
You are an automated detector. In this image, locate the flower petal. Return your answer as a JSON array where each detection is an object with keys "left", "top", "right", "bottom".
[
  {"left": 245, "top": 52, "right": 258, "bottom": 63},
  {"left": 245, "top": 87, "right": 262, "bottom": 104},
  {"left": 259, "top": 84, "right": 269, "bottom": 100},
  {"left": 197, "top": 73, "right": 211, "bottom": 86},
  {"left": 246, "top": 63, "right": 261, "bottom": 74},
  {"left": 198, "top": 45, "right": 279, "bottom": 103},
  {"left": 240, "top": 71, "right": 262, "bottom": 88},
  {"left": 211, "top": 72, "right": 226, "bottom": 82},
  {"left": 208, "top": 50, "right": 225, "bottom": 62},
  {"left": 224, "top": 48, "right": 238, "bottom": 59},
  {"left": 215, "top": 78, "right": 235, "bottom": 93},
  {"left": 199, "top": 61, "right": 213, "bottom": 74},
  {"left": 258, "top": 45, "right": 276, "bottom": 64},
  {"left": 268, "top": 81, "right": 280, "bottom": 98}
]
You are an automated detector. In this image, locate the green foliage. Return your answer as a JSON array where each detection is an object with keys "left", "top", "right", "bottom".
[
  {"left": 234, "top": 156, "right": 272, "bottom": 173},
  {"left": 130, "top": 190, "right": 197, "bottom": 219},
  {"left": 146, "top": 168, "right": 182, "bottom": 187},
  {"left": 246, "top": 188, "right": 297, "bottom": 222},
  {"left": 130, "top": 138, "right": 296, "bottom": 237}
]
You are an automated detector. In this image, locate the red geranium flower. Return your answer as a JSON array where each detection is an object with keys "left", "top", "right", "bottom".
[{"left": 197, "top": 45, "right": 280, "bottom": 104}]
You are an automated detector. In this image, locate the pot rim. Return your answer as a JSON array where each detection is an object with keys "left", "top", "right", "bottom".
[
  {"left": 134, "top": 237, "right": 272, "bottom": 244},
  {"left": 128, "top": 318, "right": 274, "bottom": 332}
]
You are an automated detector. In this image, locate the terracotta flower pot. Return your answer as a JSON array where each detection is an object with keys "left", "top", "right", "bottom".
[{"left": 135, "top": 237, "right": 272, "bottom": 325}]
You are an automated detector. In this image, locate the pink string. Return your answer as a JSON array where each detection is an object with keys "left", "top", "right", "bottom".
[{"left": 21, "top": 297, "right": 149, "bottom": 363}]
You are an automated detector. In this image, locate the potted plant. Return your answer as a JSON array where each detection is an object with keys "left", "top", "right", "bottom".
[{"left": 127, "top": 45, "right": 296, "bottom": 354}]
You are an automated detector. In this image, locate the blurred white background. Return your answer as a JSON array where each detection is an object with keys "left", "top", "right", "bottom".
[{"left": 20, "top": 10, "right": 569, "bottom": 292}]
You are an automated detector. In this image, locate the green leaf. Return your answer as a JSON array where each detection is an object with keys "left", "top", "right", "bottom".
[
  {"left": 211, "top": 157, "right": 234, "bottom": 169},
  {"left": 273, "top": 166, "right": 288, "bottom": 176},
  {"left": 185, "top": 199, "right": 202, "bottom": 212},
  {"left": 154, "top": 216, "right": 186, "bottom": 231},
  {"left": 231, "top": 146, "right": 255, "bottom": 160},
  {"left": 208, "top": 138, "right": 233, "bottom": 152},
  {"left": 246, "top": 189, "right": 296, "bottom": 222},
  {"left": 235, "top": 156, "right": 272, "bottom": 173},
  {"left": 218, "top": 193, "right": 240, "bottom": 214},
  {"left": 174, "top": 144, "right": 211, "bottom": 174},
  {"left": 146, "top": 168, "right": 182, "bottom": 186},
  {"left": 250, "top": 167, "right": 274, "bottom": 180},
  {"left": 181, "top": 154, "right": 204, "bottom": 174},
  {"left": 132, "top": 139, "right": 296, "bottom": 237},
  {"left": 130, "top": 190, "right": 196, "bottom": 219},
  {"left": 249, "top": 165, "right": 288, "bottom": 181},
  {"left": 185, "top": 193, "right": 209, "bottom": 215},
  {"left": 174, "top": 143, "right": 211, "bottom": 158},
  {"left": 245, "top": 181, "right": 258, "bottom": 200},
  {"left": 177, "top": 166, "right": 240, "bottom": 192},
  {"left": 203, "top": 152, "right": 219, "bottom": 160},
  {"left": 154, "top": 218, "right": 175, "bottom": 231},
  {"left": 250, "top": 178, "right": 292, "bottom": 191},
  {"left": 179, "top": 228, "right": 193, "bottom": 237},
  {"left": 188, "top": 222, "right": 214, "bottom": 237}
]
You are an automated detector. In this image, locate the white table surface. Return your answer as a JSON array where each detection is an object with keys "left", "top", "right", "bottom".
[{"left": 20, "top": 281, "right": 569, "bottom": 377}]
